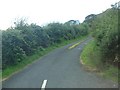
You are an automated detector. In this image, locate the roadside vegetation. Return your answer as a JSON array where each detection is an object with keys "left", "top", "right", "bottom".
[
  {"left": 81, "top": 5, "right": 119, "bottom": 82},
  {"left": 2, "top": 2, "right": 119, "bottom": 83},
  {"left": 2, "top": 20, "right": 89, "bottom": 78}
]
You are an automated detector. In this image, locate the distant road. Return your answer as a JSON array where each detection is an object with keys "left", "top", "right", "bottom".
[{"left": 2, "top": 38, "right": 118, "bottom": 88}]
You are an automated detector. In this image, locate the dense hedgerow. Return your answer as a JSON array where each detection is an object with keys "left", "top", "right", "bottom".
[{"left": 2, "top": 21, "right": 88, "bottom": 69}]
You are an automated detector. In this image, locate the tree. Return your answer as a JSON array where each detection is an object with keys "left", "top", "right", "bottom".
[{"left": 14, "top": 18, "right": 28, "bottom": 30}]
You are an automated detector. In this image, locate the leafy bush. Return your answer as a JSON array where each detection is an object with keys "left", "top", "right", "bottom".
[
  {"left": 91, "top": 8, "right": 119, "bottom": 67},
  {"left": 2, "top": 21, "right": 88, "bottom": 69}
]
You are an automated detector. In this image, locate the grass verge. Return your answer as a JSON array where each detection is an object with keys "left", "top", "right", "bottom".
[
  {"left": 81, "top": 39, "right": 119, "bottom": 82},
  {"left": 2, "top": 35, "right": 88, "bottom": 80}
]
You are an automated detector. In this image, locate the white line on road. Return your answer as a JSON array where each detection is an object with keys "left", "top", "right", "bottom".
[{"left": 41, "top": 80, "right": 47, "bottom": 90}]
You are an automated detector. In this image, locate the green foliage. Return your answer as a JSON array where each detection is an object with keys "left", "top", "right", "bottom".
[
  {"left": 81, "top": 40, "right": 119, "bottom": 82},
  {"left": 2, "top": 30, "right": 26, "bottom": 68},
  {"left": 91, "top": 8, "right": 119, "bottom": 67},
  {"left": 2, "top": 21, "right": 88, "bottom": 69},
  {"left": 81, "top": 7, "right": 119, "bottom": 82},
  {"left": 81, "top": 40, "right": 103, "bottom": 68}
]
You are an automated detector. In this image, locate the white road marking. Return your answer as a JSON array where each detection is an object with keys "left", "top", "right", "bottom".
[{"left": 41, "top": 80, "right": 47, "bottom": 90}]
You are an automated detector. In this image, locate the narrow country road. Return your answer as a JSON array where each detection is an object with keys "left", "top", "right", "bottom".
[{"left": 2, "top": 38, "right": 118, "bottom": 89}]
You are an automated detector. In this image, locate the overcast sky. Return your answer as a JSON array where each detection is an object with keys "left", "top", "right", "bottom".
[{"left": 0, "top": 0, "right": 119, "bottom": 30}]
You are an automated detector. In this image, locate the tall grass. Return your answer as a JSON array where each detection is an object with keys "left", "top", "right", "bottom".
[{"left": 81, "top": 40, "right": 119, "bottom": 82}]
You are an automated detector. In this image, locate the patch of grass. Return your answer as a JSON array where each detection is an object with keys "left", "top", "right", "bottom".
[
  {"left": 81, "top": 40, "right": 119, "bottom": 82},
  {"left": 102, "top": 65, "right": 119, "bottom": 82},
  {"left": 2, "top": 35, "right": 88, "bottom": 79},
  {"left": 81, "top": 40, "right": 102, "bottom": 68}
]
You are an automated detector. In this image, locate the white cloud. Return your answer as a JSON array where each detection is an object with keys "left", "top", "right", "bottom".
[{"left": 0, "top": 0, "right": 119, "bottom": 29}]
